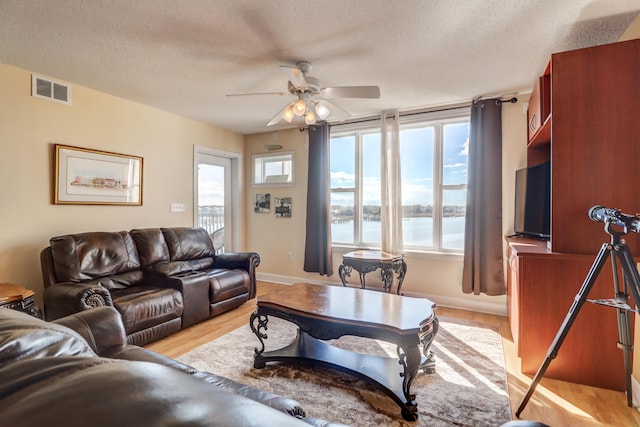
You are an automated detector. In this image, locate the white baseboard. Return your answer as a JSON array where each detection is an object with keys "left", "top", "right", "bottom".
[
  {"left": 633, "top": 375, "right": 640, "bottom": 409},
  {"left": 256, "top": 273, "right": 508, "bottom": 316}
]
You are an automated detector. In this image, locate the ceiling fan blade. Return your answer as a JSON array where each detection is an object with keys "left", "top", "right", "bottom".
[
  {"left": 266, "top": 103, "right": 294, "bottom": 126},
  {"left": 226, "top": 92, "right": 289, "bottom": 97},
  {"left": 280, "top": 66, "right": 307, "bottom": 88},
  {"left": 319, "top": 86, "right": 381, "bottom": 99}
]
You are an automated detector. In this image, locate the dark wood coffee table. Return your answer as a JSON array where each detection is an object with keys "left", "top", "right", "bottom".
[{"left": 249, "top": 283, "right": 438, "bottom": 421}]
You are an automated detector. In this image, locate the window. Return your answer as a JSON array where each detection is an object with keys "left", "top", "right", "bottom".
[
  {"left": 253, "top": 152, "right": 294, "bottom": 186},
  {"left": 329, "top": 109, "right": 470, "bottom": 253}
]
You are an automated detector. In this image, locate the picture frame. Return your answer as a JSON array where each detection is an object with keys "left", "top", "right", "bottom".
[
  {"left": 274, "top": 197, "right": 292, "bottom": 217},
  {"left": 254, "top": 193, "right": 270, "bottom": 213},
  {"left": 54, "top": 144, "right": 143, "bottom": 205}
]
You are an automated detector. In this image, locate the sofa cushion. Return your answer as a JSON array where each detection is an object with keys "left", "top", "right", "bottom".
[
  {"left": 161, "top": 227, "right": 216, "bottom": 261},
  {"left": 150, "top": 258, "right": 216, "bottom": 276},
  {"left": 50, "top": 231, "right": 141, "bottom": 282},
  {"left": 84, "top": 270, "right": 145, "bottom": 291},
  {"left": 206, "top": 268, "right": 250, "bottom": 302},
  {"left": 111, "top": 286, "right": 183, "bottom": 333},
  {"left": 130, "top": 228, "right": 171, "bottom": 267},
  {"left": 0, "top": 357, "right": 310, "bottom": 427}
]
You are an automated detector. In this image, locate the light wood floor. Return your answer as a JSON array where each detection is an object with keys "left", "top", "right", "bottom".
[{"left": 146, "top": 281, "right": 640, "bottom": 426}]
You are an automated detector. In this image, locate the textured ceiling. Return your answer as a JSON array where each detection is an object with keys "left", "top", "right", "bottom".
[{"left": 0, "top": 0, "right": 638, "bottom": 135}]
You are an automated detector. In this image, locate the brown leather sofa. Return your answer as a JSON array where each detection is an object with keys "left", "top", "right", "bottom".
[
  {"left": 0, "top": 306, "right": 346, "bottom": 427},
  {"left": 41, "top": 227, "right": 260, "bottom": 346}
]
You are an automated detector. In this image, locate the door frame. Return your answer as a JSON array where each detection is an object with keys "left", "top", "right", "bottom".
[{"left": 193, "top": 145, "right": 242, "bottom": 252}]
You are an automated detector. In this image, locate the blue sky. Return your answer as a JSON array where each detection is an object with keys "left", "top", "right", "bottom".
[
  {"left": 198, "top": 163, "right": 225, "bottom": 206},
  {"left": 330, "top": 121, "right": 469, "bottom": 206}
]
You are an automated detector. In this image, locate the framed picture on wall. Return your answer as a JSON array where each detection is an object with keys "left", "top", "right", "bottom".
[
  {"left": 274, "top": 197, "right": 292, "bottom": 217},
  {"left": 54, "top": 144, "right": 143, "bottom": 205},
  {"left": 254, "top": 193, "right": 270, "bottom": 213}
]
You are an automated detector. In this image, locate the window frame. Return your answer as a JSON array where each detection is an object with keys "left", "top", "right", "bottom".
[
  {"left": 252, "top": 151, "right": 295, "bottom": 187},
  {"left": 329, "top": 108, "right": 470, "bottom": 255}
]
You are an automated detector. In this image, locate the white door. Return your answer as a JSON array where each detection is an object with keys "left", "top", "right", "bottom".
[{"left": 195, "top": 151, "right": 232, "bottom": 253}]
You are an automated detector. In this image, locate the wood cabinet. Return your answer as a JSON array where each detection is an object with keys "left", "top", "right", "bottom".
[
  {"left": 509, "top": 39, "right": 640, "bottom": 390},
  {"left": 531, "top": 38, "right": 640, "bottom": 255},
  {"left": 507, "top": 237, "right": 627, "bottom": 390},
  {"left": 526, "top": 69, "right": 550, "bottom": 143}
]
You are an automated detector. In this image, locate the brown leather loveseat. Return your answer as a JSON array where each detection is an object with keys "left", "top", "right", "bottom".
[
  {"left": 41, "top": 227, "right": 260, "bottom": 346},
  {"left": 0, "top": 306, "right": 346, "bottom": 427}
]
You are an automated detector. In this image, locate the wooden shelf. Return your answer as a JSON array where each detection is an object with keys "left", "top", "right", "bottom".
[{"left": 526, "top": 116, "right": 550, "bottom": 149}]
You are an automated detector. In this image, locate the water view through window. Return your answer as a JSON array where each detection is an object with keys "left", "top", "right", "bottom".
[{"left": 330, "top": 114, "right": 469, "bottom": 251}]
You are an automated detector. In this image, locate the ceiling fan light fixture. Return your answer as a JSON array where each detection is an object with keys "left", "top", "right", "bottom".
[
  {"left": 293, "top": 98, "right": 307, "bottom": 116},
  {"left": 304, "top": 110, "right": 317, "bottom": 125},
  {"left": 314, "top": 102, "right": 331, "bottom": 120},
  {"left": 281, "top": 104, "right": 295, "bottom": 122}
]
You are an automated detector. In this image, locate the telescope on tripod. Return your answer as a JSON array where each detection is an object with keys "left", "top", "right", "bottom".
[{"left": 516, "top": 205, "right": 640, "bottom": 417}]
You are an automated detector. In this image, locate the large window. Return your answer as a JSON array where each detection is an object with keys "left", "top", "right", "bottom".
[{"left": 330, "top": 109, "right": 469, "bottom": 253}]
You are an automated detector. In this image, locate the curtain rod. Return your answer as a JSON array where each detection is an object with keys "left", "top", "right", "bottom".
[
  {"left": 310, "top": 95, "right": 519, "bottom": 131},
  {"left": 473, "top": 94, "right": 519, "bottom": 106},
  {"left": 329, "top": 102, "right": 471, "bottom": 128}
]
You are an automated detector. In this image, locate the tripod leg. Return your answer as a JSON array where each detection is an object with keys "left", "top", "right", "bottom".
[
  {"left": 616, "top": 246, "right": 637, "bottom": 407},
  {"left": 618, "top": 245, "right": 640, "bottom": 311},
  {"left": 516, "top": 243, "right": 612, "bottom": 417}
]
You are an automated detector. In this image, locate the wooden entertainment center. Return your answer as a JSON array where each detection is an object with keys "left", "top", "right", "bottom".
[{"left": 507, "top": 38, "right": 640, "bottom": 391}]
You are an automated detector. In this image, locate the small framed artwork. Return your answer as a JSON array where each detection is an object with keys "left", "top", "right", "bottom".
[
  {"left": 255, "top": 193, "right": 270, "bottom": 213},
  {"left": 54, "top": 144, "right": 143, "bottom": 205},
  {"left": 274, "top": 197, "right": 292, "bottom": 217}
]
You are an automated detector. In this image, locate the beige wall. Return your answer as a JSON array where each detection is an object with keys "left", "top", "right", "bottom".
[
  {"left": 619, "top": 13, "right": 640, "bottom": 41},
  {"left": 246, "top": 102, "right": 527, "bottom": 315},
  {"left": 0, "top": 63, "right": 245, "bottom": 305}
]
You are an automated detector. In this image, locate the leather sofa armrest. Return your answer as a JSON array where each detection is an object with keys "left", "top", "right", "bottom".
[
  {"left": 43, "top": 282, "right": 113, "bottom": 321},
  {"left": 52, "top": 306, "right": 127, "bottom": 355},
  {"left": 104, "top": 343, "right": 199, "bottom": 374},
  {"left": 191, "top": 371, "right": 306, "bottom": 418},
  {"left": 215, "top": 252, "right": 260, "bottom": 299},
  {"left": 150, "top": 271, "right": 210, "bottom": 328},
  {"left": 106, "top": 344, "right": 306, "bottom": 418}
]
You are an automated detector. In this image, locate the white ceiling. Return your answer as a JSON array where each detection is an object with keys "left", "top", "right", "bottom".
[{"left": 0, "top": 1, "right": 638, "bottom": 135}]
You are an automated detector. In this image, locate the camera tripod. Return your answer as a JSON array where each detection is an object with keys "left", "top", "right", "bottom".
[{"left": 516, "top": 219, "right": 640, "bottom": 417}]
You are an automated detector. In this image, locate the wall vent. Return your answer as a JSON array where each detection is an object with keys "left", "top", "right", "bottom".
[{"left": 31, "top": 75, "right": 72, "bottom": 105}]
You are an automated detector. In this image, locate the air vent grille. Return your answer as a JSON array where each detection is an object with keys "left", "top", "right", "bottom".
[{"left": 32, "top": 75, "right": 71, "bottom": 104}]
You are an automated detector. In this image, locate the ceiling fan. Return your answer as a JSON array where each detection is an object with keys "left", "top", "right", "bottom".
[{"left": 226, "top": 61, "right": 381, "bottom": 126}]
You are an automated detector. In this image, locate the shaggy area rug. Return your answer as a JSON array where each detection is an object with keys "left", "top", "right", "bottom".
[{"left": 177, "top": 316, "right": 511, "bottom": 426}]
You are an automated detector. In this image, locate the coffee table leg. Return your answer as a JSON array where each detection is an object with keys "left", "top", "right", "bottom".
[
  {"left": 397, "top": 344, "right": 421, "bottom": 421},
  {"left": 249, "top": 309, "right": 269, "bottom": 368},
  {"left": 420, "top": 317, "right": 439, "bottom": 373}
]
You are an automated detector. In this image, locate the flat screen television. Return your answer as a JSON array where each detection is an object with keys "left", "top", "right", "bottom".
[{"left": 514, "top": 161, "right": 550, "bottom": 239}]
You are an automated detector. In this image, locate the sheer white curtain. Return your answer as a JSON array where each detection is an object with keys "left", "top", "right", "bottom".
[{"left": 381, "top": 110, "right": 403, "bottom": 253}]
